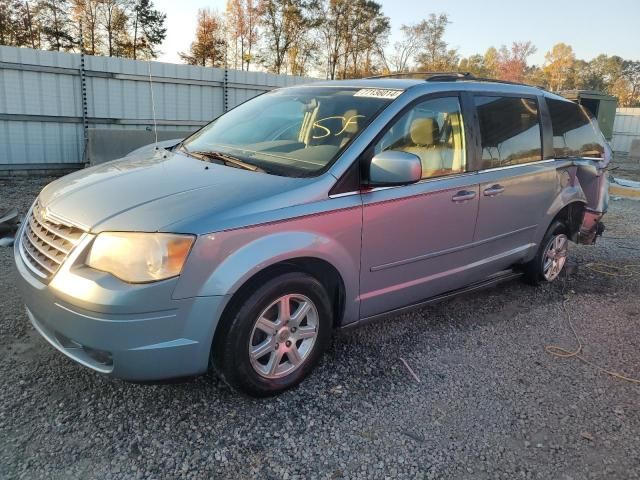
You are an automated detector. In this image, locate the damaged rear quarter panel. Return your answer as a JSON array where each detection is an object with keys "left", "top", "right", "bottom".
[{"left": 540, "top": 157, "right": 609, "bottom": 248}]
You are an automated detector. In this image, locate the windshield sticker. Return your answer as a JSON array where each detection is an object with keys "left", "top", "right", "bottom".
[{"left": 354, "top": 88, "right": 403, "bottom": 99}]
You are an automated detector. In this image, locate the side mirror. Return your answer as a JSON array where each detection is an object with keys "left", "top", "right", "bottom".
[{"left": 368, "top": 150, "right": 422, "bottom": 186}]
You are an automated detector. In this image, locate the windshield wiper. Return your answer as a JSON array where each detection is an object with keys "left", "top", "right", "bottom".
[{"left": 184, "top": 148, "right": 265, "bottom": 172}]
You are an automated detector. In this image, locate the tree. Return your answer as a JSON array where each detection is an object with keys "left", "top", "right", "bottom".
[
  {"left": 99, "top": 0, "right": 129, "bottom": 57},
  {"left": 39, "top": 0, "right": 76, "bottom": 51},
  {"left": 572, "top": 59, "right": 605, "bottom": 91},
  {"left": 0, "top": 0, "right": 29, "bottom": 47},
  {"left": 591, "top": 54, "right": 624, "bottom": 88},
  {"left": 317, "top": 0, "right": 351, "bottom": 79},
  {"left": 131, "top": 0, "right": 166, "bottom": 59},
  {"left": 344, "top": 0, "right": 389, "bottom": 78},
  {"left": 543, "top": 43, "right": 575, "bottom": 91},
  {"left": 179, "top": 8, "right": 227, "bottom": 67},
  {"left": 483, "top": 46, "right": 500, "bottom": 78},
  {"left": 72, "top": 0, "right": 102, "bottom": 54},
  {"left": 258, "top": 0, "right": 310, "bottom": 74},
  {"left": 622, "top": 60, "right": 640, "bottom": 106},
  {"left": 385, "top": 23, "right": 421, "bottom": 73},
  {"left": 110, "top": 4, "right": 132, "bottom": 56},
  {"left": 496, "top": 41, "right": 536, "bottom": 82},
  {"left": 286, "top": 33, "right": 317, "bottom": 76},
  {"left": 458, "top": 54, "right": 488, "bottom": 76},
  {"left": 243, "top": 0, "right": 259, "bottom": 69},
  {"left": 225, "top": 0, "right": 258, "bottom": 70},
  {"left": 524, "top": 64, "right": 547, "bottom": 88},
  {"left": 414, "top": 13, "right": 459, "bottom": 71},
  {"left": 314, "top": 0, "right": 388, "bottom": 79},
  {"left": 23, "top": 1, "right": 43, "bottom": 48},
  {"left": 226, "top": 0, "right": 245, "bottom": 69},
  {"left": 225, "top": 0, "right": 260, "bottom": 70}
]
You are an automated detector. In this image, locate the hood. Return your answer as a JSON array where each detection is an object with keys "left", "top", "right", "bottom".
[
  {"left": 124, "top": 138, "right": 182, "bottom": 158},
  {"left": 39, "top": 149, "right": 314, "bottom": 234}
]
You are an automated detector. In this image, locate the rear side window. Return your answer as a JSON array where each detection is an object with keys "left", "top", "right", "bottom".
[
  {"left": 546, "top": 98, "right": 605, "bottom": 159},
  {"left": 474, "top": 96, "right": 542, "bottom": 168}
]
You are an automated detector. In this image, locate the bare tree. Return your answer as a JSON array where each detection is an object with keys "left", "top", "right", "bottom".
[{"left": 385, "top": 23, "right": 420, "bottom": 73}]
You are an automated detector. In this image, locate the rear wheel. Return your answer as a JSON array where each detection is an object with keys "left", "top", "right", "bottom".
[
  {"left": 212, "top": 272, "right": 332, "bottom": 397},
  {"left": 524, "top": 220, "right": 569, "bottom": 285}
]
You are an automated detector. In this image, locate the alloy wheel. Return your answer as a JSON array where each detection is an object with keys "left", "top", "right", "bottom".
[
  {"left": 543, "top": 233, "right": 569, "bottom": 281},
  {"left": 248, "top": 294, "right": 319, "bottom": 379}
]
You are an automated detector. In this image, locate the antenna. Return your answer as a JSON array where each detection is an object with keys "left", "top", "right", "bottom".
[{"left": 147, "top": 60, "right": 159, "bottom": 150}]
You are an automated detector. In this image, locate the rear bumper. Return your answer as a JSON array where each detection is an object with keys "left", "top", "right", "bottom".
[{"left": 14, "top": 233, "right": 228, "bottom": 381}]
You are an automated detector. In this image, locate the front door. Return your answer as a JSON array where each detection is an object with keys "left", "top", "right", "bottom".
[{"left": 359, "top": 95, "right": 480, "bottom": 318}]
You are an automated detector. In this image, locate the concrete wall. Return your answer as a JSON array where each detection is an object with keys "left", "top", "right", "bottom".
[{"left": 0, "top": 45, "right": 312, "bottom": 170}]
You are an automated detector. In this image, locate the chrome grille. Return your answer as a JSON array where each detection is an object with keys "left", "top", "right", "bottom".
[{"left": 19, "top": 200, "right": 85, "bottom": 281}]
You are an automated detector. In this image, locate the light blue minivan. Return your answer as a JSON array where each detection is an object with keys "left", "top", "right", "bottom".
[{"left": 15, "top": 74, "right": 609, "bottom": 396}]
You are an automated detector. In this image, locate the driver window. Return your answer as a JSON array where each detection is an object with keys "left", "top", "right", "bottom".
[{"left": 374, "top": 97, "right": 466, "bottom": 179}]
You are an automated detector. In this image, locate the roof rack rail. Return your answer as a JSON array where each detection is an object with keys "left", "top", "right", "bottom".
[
  {"left": 466, "top": 76, "right": 543, "bottom": 89},
  {"left": 365, "top": 72, "right": 472, "bottom": 80},
  {"left": 364, "top": 71, "right": 544, "bottom": 90}
]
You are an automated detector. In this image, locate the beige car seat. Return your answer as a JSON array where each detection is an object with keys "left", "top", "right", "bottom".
[
  {"left": 339, "top": 109, "right": 361, "bottom": 148},
  {"left": 403, "top": 117, "right": 443, "bottom": 177}
]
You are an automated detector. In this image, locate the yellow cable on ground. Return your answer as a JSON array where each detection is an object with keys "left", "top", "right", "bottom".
[
  {"left": 545, "top": 264, "right": 640, "bottom": 385},
  {"left": 583, "top": 263, "right": 640, "bottom": 277}
]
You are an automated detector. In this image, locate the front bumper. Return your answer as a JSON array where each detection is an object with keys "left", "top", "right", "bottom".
[{"left": 14, "top": 231, "right": 228, "bottom": 381}]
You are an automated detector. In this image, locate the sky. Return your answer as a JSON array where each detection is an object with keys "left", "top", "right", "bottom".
[{"left": 155, "top": 0, "right": 640, "bottom": 67}]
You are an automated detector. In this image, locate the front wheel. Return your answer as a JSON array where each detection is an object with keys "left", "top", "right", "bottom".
[
  {"left": 212, "top": 272, "right": 332, "bottom": 397},
  {"left": 524, "top": 220, "right": 570, "bottom": 285}
]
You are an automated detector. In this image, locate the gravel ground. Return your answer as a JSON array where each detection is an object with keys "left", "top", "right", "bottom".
[{"left": 1, "top": 176, "right": 639, "bottom": 480}]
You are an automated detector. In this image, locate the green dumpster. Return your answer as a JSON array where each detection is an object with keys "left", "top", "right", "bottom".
[{"left": 560, "top": 90, "right": 617, "bottom": 141}]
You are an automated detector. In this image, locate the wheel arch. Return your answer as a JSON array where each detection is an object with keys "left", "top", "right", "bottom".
[
  {"left": 212, "top": 257, "right": 348, "bottom": 352},
  {"left": 550, "top": 200, "right": 587, "bottom": 242}
]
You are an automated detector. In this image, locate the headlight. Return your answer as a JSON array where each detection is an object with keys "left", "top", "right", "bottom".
[{"left": 86, "top": 232, "right": 195, "bottom": 283}]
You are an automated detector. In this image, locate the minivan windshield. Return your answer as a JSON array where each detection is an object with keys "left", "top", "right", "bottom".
[{"left": 179, "top": 87, "right": 398, "bottom": 177}]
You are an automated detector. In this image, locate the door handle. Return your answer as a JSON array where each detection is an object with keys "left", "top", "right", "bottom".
[
  {"left": 451, "top": 190, "right": 476, "bottom": 203},
  {"left": 483, "top": 184, "right": 505, "bottom": 197}
]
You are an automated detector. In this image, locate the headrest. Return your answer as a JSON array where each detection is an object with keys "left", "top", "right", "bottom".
[
  {"left": 342, "top": 110, "right": 360, "bottom": 134},
  {"left": 410, "top": 117, "right": 439, "bottom": 146}
]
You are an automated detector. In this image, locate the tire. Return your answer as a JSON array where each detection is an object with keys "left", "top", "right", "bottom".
[
  {"left": 524, "top": 220, "right": 570, "bottom": 285},
  {"left": 212, "top": 272, "right": 333, "bottom": 397}
]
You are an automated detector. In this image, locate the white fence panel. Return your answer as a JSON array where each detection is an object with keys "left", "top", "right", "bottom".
[
  {"left": 612, "top": 108, "right": 640, "bottom": 157},
  {"left": 0, "top": 45, "right": 312, "bottom": 169}
]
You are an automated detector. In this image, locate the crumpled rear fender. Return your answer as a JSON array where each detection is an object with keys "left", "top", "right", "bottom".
[{"left": 560, "top": 153, "right": 609, "bottom": 244}]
